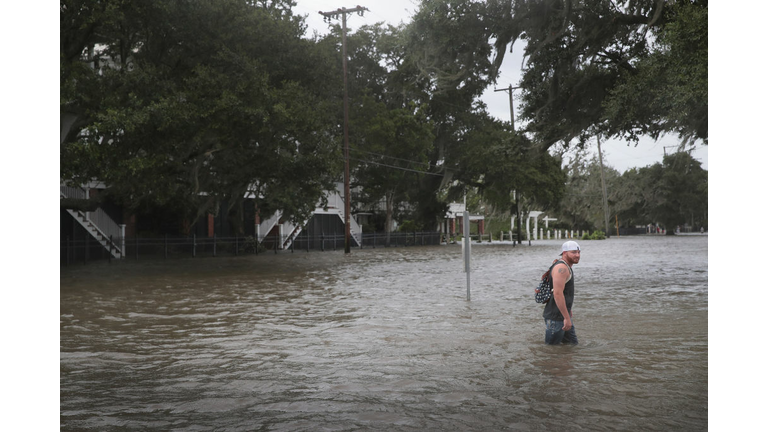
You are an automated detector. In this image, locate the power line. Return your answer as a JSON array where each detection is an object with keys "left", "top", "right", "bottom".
[
  {"left": 349, "top": 148, "right": 442, "bottom": 169},
  {"left": 346, "top": 157, "right": 445, "bottom": 176}
]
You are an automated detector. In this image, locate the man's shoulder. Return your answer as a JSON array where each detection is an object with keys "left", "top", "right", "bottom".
[{"left": 552, "top": 260, "right": 572, "bottom": 274}]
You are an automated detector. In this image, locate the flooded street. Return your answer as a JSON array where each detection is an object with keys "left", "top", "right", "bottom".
[{"left": 60, "top": 235, "right": 707, "bottom": 431}]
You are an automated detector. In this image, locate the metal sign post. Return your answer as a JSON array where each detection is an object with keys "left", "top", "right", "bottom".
[{"left": 464, "top": 210, "right": 471, "bottom": 301}]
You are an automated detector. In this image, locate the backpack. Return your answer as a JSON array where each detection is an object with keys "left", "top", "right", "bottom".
[{"left": 534, "top": 260, "right": 561, "bottom": 304}]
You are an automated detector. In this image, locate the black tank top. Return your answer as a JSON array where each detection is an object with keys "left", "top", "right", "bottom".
[{"left": 542, "top": 260, "right": 574, "bottom": 320}]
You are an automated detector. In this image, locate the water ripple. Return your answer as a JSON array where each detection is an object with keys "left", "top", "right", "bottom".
[{"left": 61, "top": 235, "right": 707, "bottom": 431}]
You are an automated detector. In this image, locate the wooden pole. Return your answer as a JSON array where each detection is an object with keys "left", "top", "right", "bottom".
[
  {"left": 597, "top": 135, "right": 611, "bottom": 237},
  {"left": 320, "top": 6, "right": 368, "bottom": 254}
]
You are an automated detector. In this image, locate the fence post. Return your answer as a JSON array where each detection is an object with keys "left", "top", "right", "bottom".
[
  {"left": 274, "top": 232, "right": 278, "bottom": 254},
  {"left": 373, "top": 231, "right": 376, "bottom": 248},
  {"left": 213, "top": 233, "right": 217, "bottom": 257},
  {"left": 321, "top": 232, "right": 325, "bottom": 251},
  {"left": 193, "top": 234, "right": 196, "bottom": 257},
  {"left": 119, "top": 224, "right": 126, "bottom": 258},
  {"left": 135, "top": 234, "right": 139, "bottom": 260},
  {"left": 235, "top": 236, "right": 239, "bottom": 256},
  {"left": 109, "top": 235, "right": 113, "bottom": 264}
]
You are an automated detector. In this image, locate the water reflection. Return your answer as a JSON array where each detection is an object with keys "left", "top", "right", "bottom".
[{"left": 61, "top": 236, "right": 707, "bottom": 431}]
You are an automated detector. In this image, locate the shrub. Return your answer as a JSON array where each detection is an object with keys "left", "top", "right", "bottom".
[
  {"left": 398, "top": 220, "right": 418, "bottom": 232},
  {"left": 589, "top": 230, "right": 606, "bottom": 240}
]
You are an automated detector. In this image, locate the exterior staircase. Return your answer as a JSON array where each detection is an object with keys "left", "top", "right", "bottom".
[
  {"left": 279, "top": 211, "right": 362, "bottom": 250},
  {"left": 256, "top": 210, "right": 283, "bottom": 245},
  {"left": 257, "top": 184, "right": 362, "bottom": 250},
  {"left": 282, "top": 223, "right": 304, "bottom": 249},
  {"left": 61, "top": 186, "right": 124, "bottom": 259}
]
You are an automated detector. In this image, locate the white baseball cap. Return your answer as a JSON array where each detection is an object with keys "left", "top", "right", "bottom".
[{"left": 561, "top": 241, "right": 581, "bottom": 252}]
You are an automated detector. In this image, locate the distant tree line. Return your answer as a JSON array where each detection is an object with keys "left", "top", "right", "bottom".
[{"left": 557, "top": 151, "right": 707, "bottom": 234}]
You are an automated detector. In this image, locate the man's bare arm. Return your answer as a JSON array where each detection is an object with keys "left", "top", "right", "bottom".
[{"left": 551, "top": 263, "right": 572, "bottom": 331}]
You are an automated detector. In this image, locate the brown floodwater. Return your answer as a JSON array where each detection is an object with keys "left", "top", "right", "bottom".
[{"left": 61, "top": 235, "right": 707, "bottom": 431}]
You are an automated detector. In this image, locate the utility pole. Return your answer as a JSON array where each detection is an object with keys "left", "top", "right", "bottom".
[
  {"left": 663, "top": 146, "right": 677, "bottom": 156},
  {"left": 494, "top": 85, "right": 520, "bottom": 133},
  {"left": 597, "top": 135, "right": 611, "bottom": 238},
  {"left": 495, "top": 84, "right": 522, "bottom": 243},
  {"left": 319, "top": 5, "right": 369, "bottom": 254}
]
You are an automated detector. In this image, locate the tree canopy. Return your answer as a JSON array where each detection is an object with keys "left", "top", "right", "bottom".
[
  {"left": 402, "top": 0, "right": 708, "bottom": 150},
  {"left": 61, "top": 0, "right": 341, "bottom": 230},
  {"left": 557, "top": 150, "right": 707, "bottom": 233},
  {"left": 61, "top": 0, "right": 707, "bottom": 235},
  {"left": 498, "top": 0, "right": 708, "bottom": 148}
]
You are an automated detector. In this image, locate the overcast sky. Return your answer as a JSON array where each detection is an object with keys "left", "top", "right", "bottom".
[{"left": 292, "top": 0, "right": 708, "bottom": 173}]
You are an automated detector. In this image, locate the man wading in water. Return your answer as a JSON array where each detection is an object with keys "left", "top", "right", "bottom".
[{"left": 543, "top": 241, "right": 581, "bottom": 345}]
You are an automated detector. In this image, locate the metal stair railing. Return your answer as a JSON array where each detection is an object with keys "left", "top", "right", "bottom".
[
  {"left": 257, "top": 210, "right": 282, "bottom": 244},
  {"left": 282, "top": 220, "right": 307, "bottom": 250},
  {"left": 346, "top": 211, "right": 363, "bottom": 246},
  {"left": 61, "top": 185, "right": 86, "bottom": 200},
  {"left": 60, "top": 185, "right": 124, "bottom": 258},
  {"left": 318, "top": 188, "right": 363, "bottom": 247},
  {"left": 88, "top": 207, "right": 123, "bottom": 242},
  {"left": 335, "top": 194, "right": 362, "bottom": 247}
]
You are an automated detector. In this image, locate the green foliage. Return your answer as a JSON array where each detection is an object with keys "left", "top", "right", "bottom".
[
  {"left": 397, "top": 220, "right": 419, "bottom": 232},
  {"left": 650, "top": 151, "right": 708, "bottom": 231},
  {"left": 64, "top": 0, "right": 700, "bottom": 237},
  {"left": 336, "top": 18, "right": 568, "bottom": 232},
  {"left": 558, "top": 149, "right": 706, "bottom": 234},
  {"left": 403, "top": 0, "right": 499, "bottom": 99},
  {"left": 582, "top": 230, "right": 606, "bottom": 240},
  {"left": 485, "top": 0, "right": 708, "bottom": 149},
  {"left": 398, "top": 2, "right": 568, "bottom": 228},
  {"left": 442, "top": 111, "right": 567, "bottom": 220},
  {"left": 389, "top": 0, "right": 706, "bottom": 230},
  {"left": 340, "top": 24, "right": 437, "bottom": 233},
  {"left": 61, "top": 0, "right": 340, "bottom": 232},
  {"left": 604, "top": 2, "right": 708, "bottom": 145},
  {"left": 557, "top": 150, "right": 619, "bottom": 231}
]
